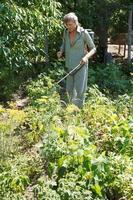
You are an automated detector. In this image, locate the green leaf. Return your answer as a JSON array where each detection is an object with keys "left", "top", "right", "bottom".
[{"left": 92, "top": 184, "right": 102, "bottom": 197}]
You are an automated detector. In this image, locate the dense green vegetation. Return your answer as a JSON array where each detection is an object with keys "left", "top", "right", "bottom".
[
  {"left": 0, "top": 63, "right": 133, "bottom": 199},
  {"left": 0, "top": 0, "right": 62, "bottom": 100},
  {"left": 0, "top": 0, "right": 133, "bottom": 199}
]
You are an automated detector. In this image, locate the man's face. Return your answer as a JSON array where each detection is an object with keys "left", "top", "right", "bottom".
[{"left": 65, "top": 21, "right": 77, "bottom": 32}]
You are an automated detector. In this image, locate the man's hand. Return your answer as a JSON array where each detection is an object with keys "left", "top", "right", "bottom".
[
  {"left": 80, "top": 48, "right": 96, "bottom": 65},
  {"left": 57, "top": 51, "right": 63, "bottom": 59},
  {"left": 80, "top": 56, "right": 88, "bottom": 65}
]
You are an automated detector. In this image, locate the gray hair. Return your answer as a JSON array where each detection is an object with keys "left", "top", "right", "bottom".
[{"left": 63, "top": 12, "right": 79, "bottom": 26}]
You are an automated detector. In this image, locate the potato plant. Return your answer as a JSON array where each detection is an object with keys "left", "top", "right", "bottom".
[{"left": 0, "top": 65, "right": 132, "bottom": 199}]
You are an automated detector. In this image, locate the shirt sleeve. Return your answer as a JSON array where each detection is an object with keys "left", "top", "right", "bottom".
[{"left": 84, "top": 29, "right": 96, "bottom": 50}]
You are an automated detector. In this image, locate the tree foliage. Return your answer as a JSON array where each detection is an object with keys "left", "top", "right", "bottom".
[
  {"left": 0, "top": 0, "right": 62, "bottom": 99},
  {"left": 1, "top": 0, "right": 62, "bottom": 67}
]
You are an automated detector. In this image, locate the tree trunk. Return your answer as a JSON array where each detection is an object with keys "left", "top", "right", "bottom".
[
  {"left": 97, "top": 15, "right": 108, "bottom": 63},
  {"left": 128, "top": 9, "right": 132, "bottom": 63},
  {"left": 44, "top": 23, "right": 49, "bottom": 66}
]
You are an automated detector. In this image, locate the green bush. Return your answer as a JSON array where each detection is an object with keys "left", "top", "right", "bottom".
[
  {"left": 0, "top": 106, "right": 26, "bottom": 160},
  {"left": 38, "top": 85, "right": 133, "bottom": 200},
  {"left": 0, "top": 0, "right": 62, "bottom": 99},
  {"left": 88, "top": 64, "right": 133, "bottom": 96},
  {"left": 0, "top": 63, "right": 132, "bottom": 199}
]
